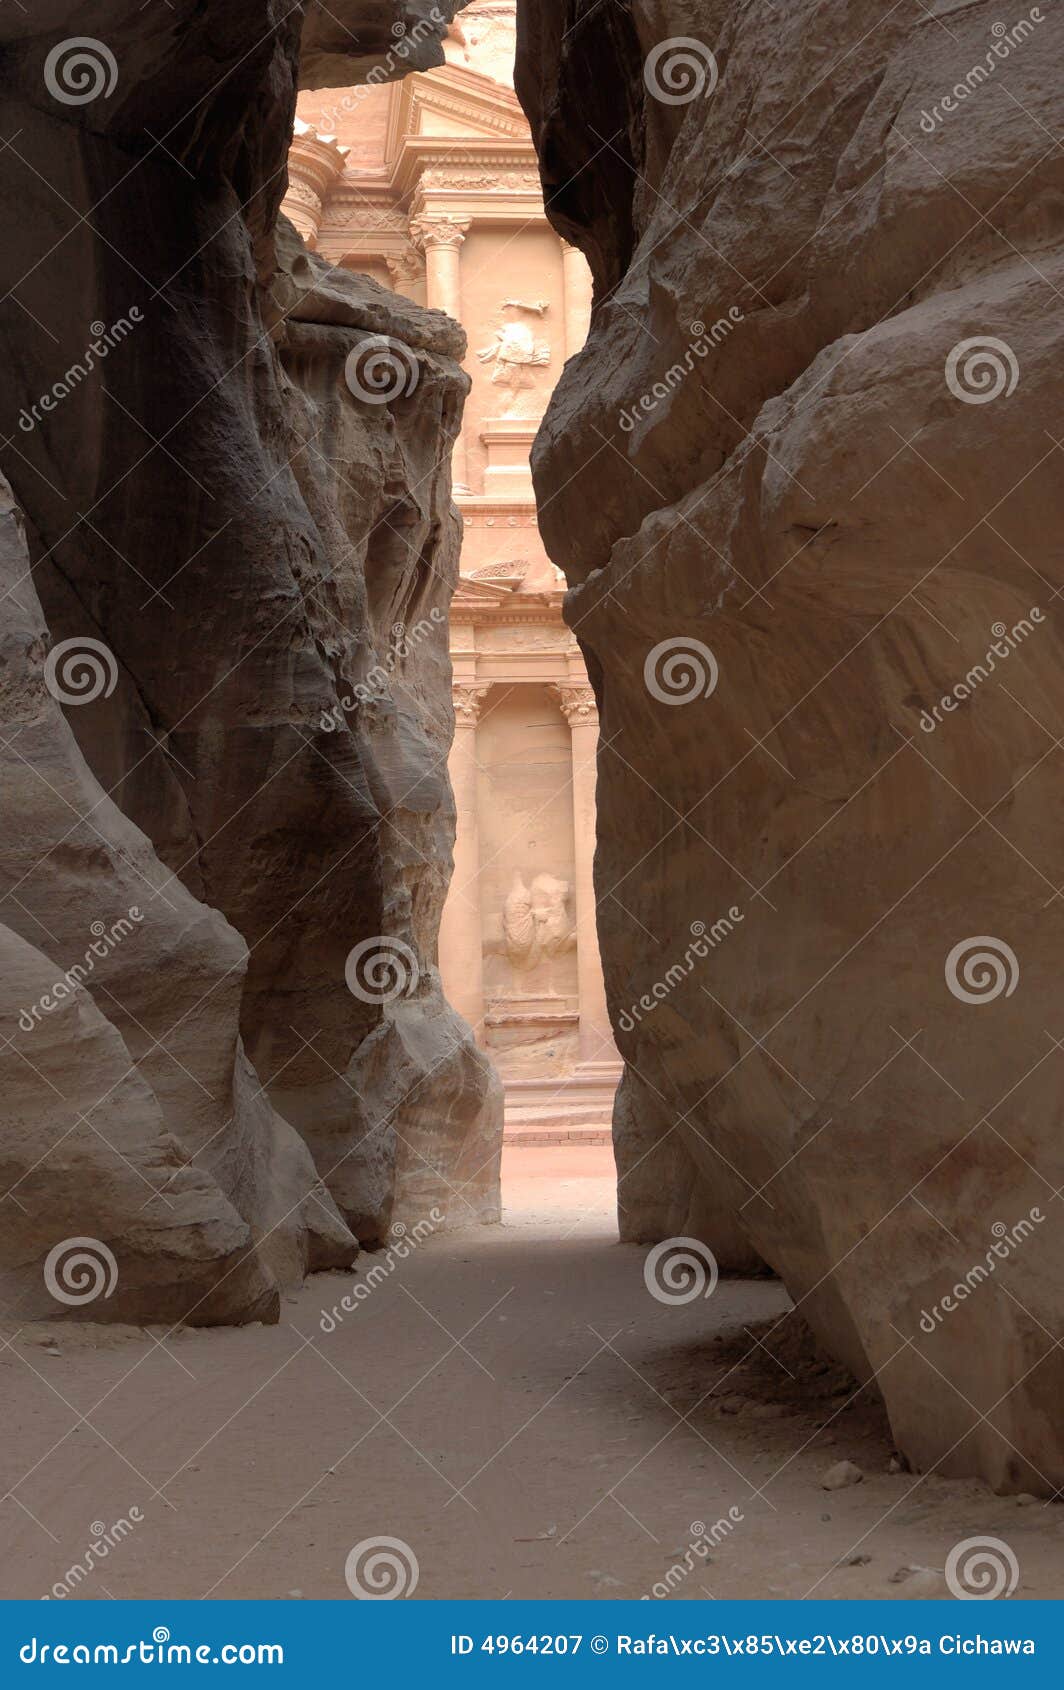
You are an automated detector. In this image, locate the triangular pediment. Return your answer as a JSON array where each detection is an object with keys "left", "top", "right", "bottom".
[{"left": 388, "top": 65, "right": 529, "bottom": 162}]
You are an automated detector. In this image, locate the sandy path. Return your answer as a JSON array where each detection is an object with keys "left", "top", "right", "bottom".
[{"left": 3, "top": 1146, "right": 1062, "bottom": 1601}]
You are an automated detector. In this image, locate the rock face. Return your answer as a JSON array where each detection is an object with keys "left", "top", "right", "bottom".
[
  {"left": 516, "top": 1, "right": 1064, "bottom": 1489},
  {"left": 0, "top": 1, "right": 500, "bottom": 1323}
]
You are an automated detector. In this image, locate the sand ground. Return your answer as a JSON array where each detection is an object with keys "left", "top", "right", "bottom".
[{"left": 3, "top": 1144, "right": 1062, "bottom": 1601}]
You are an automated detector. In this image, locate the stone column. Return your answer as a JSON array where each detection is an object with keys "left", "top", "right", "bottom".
[
  {"left": 560, "top": 240, "right": 593, "bottom": 359},
  {"left": 411, "top": 217, "right": 471, "bottom": 490},
  {"left": 438, "top": 683, "right": 491, "bottom": 1035},
  {"left": 281, "top": 123, "right": 348, "bottom": 250},
  {"left": 553, "top": 684, "right": 618, "bottom": 1069}
]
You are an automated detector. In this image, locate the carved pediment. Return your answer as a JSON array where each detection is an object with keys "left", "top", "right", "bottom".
[{"left": 389, "top": 64, "right": 530, "bottom": 161}]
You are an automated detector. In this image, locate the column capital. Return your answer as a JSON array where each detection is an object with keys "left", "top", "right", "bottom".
[
  {"left": 410, "top": 215, "right": 471, "bottom": 252},
  {"left": 453, "top": 682, "right": 492, "bottom": 725},
  {"left": 385, "top": 248, "right": 425, "bottom": 291},
  {"left": 282, "top": 124, "right": 348, "bottom": 249},
  {"left": 551, "top": 683, "right": 598, "bottom": 727}
]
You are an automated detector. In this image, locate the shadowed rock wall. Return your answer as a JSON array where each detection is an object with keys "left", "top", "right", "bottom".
[
  {"left": 516, "top": 0, "right": 1064, "bottom": 1489},
  {"left": 0, "top": 1, "right": 501, "bottom": 1325}
]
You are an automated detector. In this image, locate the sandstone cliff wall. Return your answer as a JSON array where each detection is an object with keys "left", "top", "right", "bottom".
[
  {"left": 0, "top": 0, "right": 500, "bottom": 1324},
  {"left": 517, "top": 0, "right": 1064, "bottom": 1489}
]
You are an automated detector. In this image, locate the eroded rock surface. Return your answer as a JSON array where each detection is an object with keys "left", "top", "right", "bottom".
[
  {"left": 517, "top": 0, "right": 1064, "bottom": 1488},
  {"left": 0, "top": 0, "right": 500, "bottom": 1323}
]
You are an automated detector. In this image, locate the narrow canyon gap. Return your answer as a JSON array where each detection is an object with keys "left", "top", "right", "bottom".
[{"left": 0, "top": 0, "right": 1062, "bottom": 1506}]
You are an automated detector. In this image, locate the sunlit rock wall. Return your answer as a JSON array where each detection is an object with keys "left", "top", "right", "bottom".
[{"left": 516, "top": 0, "right": 1064, "bottom": 1489}]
